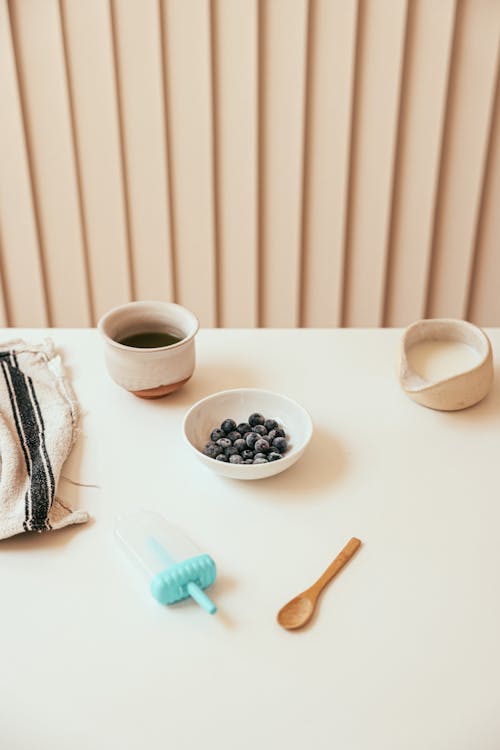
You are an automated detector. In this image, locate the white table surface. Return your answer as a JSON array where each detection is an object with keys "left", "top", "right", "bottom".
[{"left": 1, "top": 328, "right": 499, "bottom": 750}]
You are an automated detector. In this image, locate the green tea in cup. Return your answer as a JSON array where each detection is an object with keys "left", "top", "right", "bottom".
[{"left": 118, "top": 331, "right": 182, "bottom": 348}]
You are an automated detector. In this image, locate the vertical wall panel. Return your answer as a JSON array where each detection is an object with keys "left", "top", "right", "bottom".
[
  {"left": 2, "top": 0, "right": 500, "bottom": 329},
  {"left": 112, "top": 0, "right": 174, "bottom": 303},
  {"left": 162, "top": 0, "right": 217, "bottom": 326},
  {"left": 213, "top": 0, "right": 258, "bottom": 327},
  {"left": 343, "top": 0, "right": 408, "bottom": 327},
  {"left": 301, "top": 0, "right": 358, "bottom": 327},
  {"left": 469, "top": 70, "right": 500, "bottom": 327},
  {"left": 260, "top": 0, "right": 309, "bottom": 327},
  {"left": 0, "top": 0, "right": 47, "bottom": 327},
  {"left": 427, "top": 0, "right": 500, "bottom": 320},
  {"left": 62, "top": 0, "right": 131, "bottom": 322},
  {"left": 384, "top": 0, "right": 456, "bottom": 327},
  {"left": 0, "top": 242, "right": 8, "bottom": 326},
  {"left": 8, "top": 0, "right": 91, "bottom": 326}
]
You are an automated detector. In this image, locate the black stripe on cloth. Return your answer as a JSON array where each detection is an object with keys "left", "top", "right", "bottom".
[
  {"left": 2, "top": 352, "right": 51, "bottom": 531},
  {"left": 0, "top": 356, "right": 31, "bottom": 531},
  {"left": 26, "top": 373, "right": 55, "bottom": 522},
  {"left": 13, "top": 353, "right": 56, "bottom": 516}
]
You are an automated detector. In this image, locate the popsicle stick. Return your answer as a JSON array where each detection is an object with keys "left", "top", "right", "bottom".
[
  {"left": 147, "top": 536, "right": 174, "bottom": 567},
  {"left": 186, "top": 582, "right": 217, "bottom": 615}
]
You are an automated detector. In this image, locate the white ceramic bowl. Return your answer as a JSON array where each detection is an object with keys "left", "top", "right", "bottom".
[{"left": 183, "top": 388, "right": 313, "bottom": 480}]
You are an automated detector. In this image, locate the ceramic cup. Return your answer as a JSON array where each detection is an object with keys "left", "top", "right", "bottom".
[{"left": 98, "top": 301, "right": 199, "bottom": 398}]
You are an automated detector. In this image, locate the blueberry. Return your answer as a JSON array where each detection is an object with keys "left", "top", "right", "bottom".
[
  {"left": 210, "top": 428, "right": 225, "bottom": 442},
  {"left": 253, "top": 424, "right": 267, "bottom": 436},
  {"left": 229, "top": 454, "right": 244, "bottom": 464},
  {"left": 253, "top": 453, "right": 267, "bottom": 461},
  {"left": 264, "top": 419, "right": 278, "bottom": 432},
  {"left": 225, "top": 446, "right": 239, "bottom": 457},
  {"left": 216, "top": 454, "right": 228, "bottom": 462},
  {"left": 268, "top": 451, "right": 282, "bottom": 461},
  {"left": 268, "top": 428, "right": 286, "bottom": 441},
  {"left": 242, "top": 449, "right": 254, "bottom": 460},
  {"left": 248, "top": 413, "right": 265, "bottom": 427},
  {"left": 245, "top": 432, "right": 259, "bottom": 449},
  {"left": 254, "top": 438, "right": 270, "bottom": 453},
  {"left": 233, "top": 438, "right": 247, "bottom": 452},
  {"left": 253, "top": 457, "right": 268, "bottom": 464},
  {"left": 244, "top": 459, "right": 254, "bottom": 464},
  {"left": 237, "top": 422, "right": 251, "bottom": 435},
  {"left": 227, "top": 430, "right": 242, "bottom": 442},
  {"left": 272, "top": 437, "right": 288, "bottom": 453},
  {"left": 203, "top": 442, "right": 222, "bottom": 458},
  {"left": 221, "top": 419, "right": 236, "bottom": 434},
  {"left": 216, "top": 437, "right": 232, "bottom": 449}
]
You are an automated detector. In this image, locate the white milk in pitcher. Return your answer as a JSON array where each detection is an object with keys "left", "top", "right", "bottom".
[{"left": 406, "top": 340, "right": 481, "bottom": 383}]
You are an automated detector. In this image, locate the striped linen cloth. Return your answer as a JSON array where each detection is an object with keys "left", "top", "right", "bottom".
[{"left": 0, "top": 339, "right": 88, "bottom": 539}]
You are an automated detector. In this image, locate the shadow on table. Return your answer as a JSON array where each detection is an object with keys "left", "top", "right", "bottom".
[
  {"left": 233, "top": 426, "right": 348, "bottom": 500},
  {"left": 212, "top": 572, "right": 238, "bottom": 597},
  {"left": 0, "top": 516, "right": 94, "bottom": 552},
  {"left": 150, "top": 363, "right": 263, "bottom": 411},
  {"left": 211, "top": 574, "right": 239, "bottom": 629},
  {"left": 435, "top": 365, "right": 500, "bottom": 425}
]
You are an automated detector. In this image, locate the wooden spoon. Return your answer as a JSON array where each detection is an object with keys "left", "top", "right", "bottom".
[{"left": 277, "top": 537, "right": 361, "bottom": 630}]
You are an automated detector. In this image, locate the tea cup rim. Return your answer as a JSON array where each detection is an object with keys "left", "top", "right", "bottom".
[{"left": 97, "top": 300, "right": 199, "bottom": 353}]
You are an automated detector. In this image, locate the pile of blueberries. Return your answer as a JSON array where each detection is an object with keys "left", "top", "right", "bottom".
[{"left": 203, "top": 413, "right": 289, "bottom": 465}]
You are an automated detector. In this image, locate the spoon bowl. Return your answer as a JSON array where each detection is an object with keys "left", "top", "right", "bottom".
[{"left": 277, "top": 595, "right": 314, "bottom": 629}]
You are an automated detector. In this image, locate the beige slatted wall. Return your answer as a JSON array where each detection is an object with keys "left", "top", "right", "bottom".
[{"left": 0, "top": 0, "right": 499, "bottom": 328}]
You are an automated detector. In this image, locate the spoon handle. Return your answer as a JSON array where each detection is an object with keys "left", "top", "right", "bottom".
[{"left": 309, "top": 537, "right": 361, "bottom": 596}]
